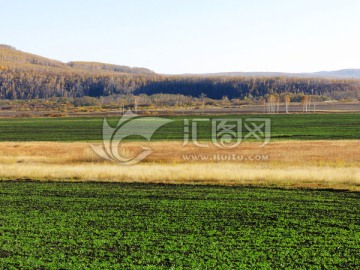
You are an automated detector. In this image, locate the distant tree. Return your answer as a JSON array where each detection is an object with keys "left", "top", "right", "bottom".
[
  {"left": 133, "top": 96, "right": 139, "bottom": 113},
  {"left": 284, "top": 94, "right": 291, "bottom": 113},
  {"left": 200, "top": 93, "right": 206, "bottom": 114},
  {"left": 221, "top": 96, "right": 229, "bottom": 107},
  {"left": 267, "top": 94, "right": 277, "bottom": 114},
  {"left": 301, "top": 95, "right": 310, "bottom": 113},
  {"left": 311, "top": 95, "right": 320, "bottom": 113}
]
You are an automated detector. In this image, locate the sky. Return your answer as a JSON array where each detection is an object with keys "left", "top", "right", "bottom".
[{"left": 1, "top": 0, "right": 360, "bottom": 74}]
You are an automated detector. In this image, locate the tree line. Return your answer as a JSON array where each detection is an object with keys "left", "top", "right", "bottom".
[{"left": 0, "top": 68, "right": 359, "bottom": 101}]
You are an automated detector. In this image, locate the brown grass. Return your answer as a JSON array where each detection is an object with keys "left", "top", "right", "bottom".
[{"left": 0, "top": 141, "right": 359, "bottom": 191}]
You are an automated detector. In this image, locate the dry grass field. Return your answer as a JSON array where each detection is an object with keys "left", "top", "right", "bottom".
[{"left": 0, "top": 140, "right": 359, "bottom": 191}]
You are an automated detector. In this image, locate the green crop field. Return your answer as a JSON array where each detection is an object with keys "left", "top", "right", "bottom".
[
  {"left": 0, "top": 182, "right": 359, "bottom": 269},
  {"left": 0, "top": 113, "right": 358, "bottom": 141}
]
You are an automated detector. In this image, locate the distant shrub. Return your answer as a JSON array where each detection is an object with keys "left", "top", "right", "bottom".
[
  {"left": 73, "top": 96, "right": 101, "bottom": 107},
  {"left": 43, "top": 113, "right": 68, "bottom": 118},
  {"left": 18, "top": 113, "right": 34, "bottom": 118}
]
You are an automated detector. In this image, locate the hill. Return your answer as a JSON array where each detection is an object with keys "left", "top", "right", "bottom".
[
  {"left": 0, "top": 45, "right": 154, "bottom": 75},
  {"left": 198, "top": 69, "right": 360, "bottom": 79},
  {"left": 0, "top": 45, "right": 69, "bottom": 71},
  {"left": 0, "top": 45, "right": 359, "bottom": 101},
  {"left": 68, "top": 61, "right": 155, "bottom": 75},
  {"left": 312, "top": 69, "right": 360, "bottom": 79}
]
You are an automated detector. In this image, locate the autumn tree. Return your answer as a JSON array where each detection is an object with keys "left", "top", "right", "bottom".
[
  {"left": 200, "top": 93, "right": 206, "bottom": 114},
  {"left": 301, "top": 95, "right": 310, "bottom": 113},
  {"left": 284, "top": 94, "right": 291, "bottom": 114},
  {"left": 267, "top": 94, "right": 277, "bottom": 114}
]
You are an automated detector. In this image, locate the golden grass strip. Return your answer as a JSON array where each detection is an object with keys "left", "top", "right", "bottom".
[
  {"left": 0, "top": 141, "right": 359, "bottom": 191},
  {"left": 0, "top": 140, "right": 359, "bottom": 166},
  {"left": 0, "top": 163, "right": 359, "bottom": 191}
]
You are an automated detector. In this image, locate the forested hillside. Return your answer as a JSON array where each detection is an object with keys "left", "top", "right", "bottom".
[
  {"left": 0, "top": 45, "right": 359, "bottom": 101},
  {"left": 134, "top": 76, "right": 360, "bottom": 100},
  {"left": 68, "top": 62, "right": 155, "bottom": 75}
]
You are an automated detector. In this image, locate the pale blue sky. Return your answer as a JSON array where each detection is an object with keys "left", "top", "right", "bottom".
[{"left": 1, "top": 0, "right": 359, "bottom": 74}]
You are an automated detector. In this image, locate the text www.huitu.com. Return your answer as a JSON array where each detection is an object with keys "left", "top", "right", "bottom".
[{"left": 182, "top": 154, "right": 269, "bottom": 162}]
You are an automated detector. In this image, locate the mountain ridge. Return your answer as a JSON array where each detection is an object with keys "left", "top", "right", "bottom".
[
  {"left": 189, "top": 69, "right": 360, "bottom": 79},
  {"left": 1, "top": 45, "right": 359, "bottom": 78},
  {"left": 0, "top": 45, "right": 155, "bottom": 75}
]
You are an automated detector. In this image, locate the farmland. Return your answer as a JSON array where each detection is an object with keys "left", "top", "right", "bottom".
[
  {"left": 0, "top": 113, "right": 358, "bottom": 141},
  {"left": 0, "top": 182, "right": 359, "bottom": 269},
  {"left": 0, "top": 113, "right": 358, "bottom": 190},
  {"left": 0, "top": 113, "right": 358, "bottom": 268}
]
